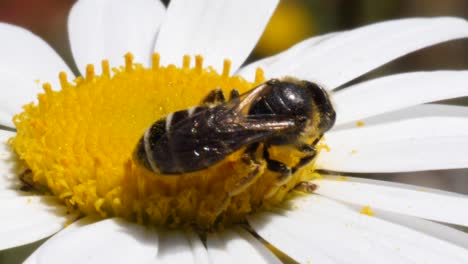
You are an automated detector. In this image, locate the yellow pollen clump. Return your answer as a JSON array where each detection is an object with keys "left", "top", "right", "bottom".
[
  {"left": 11, "top": 53, "right": 320, "bottom": 229},
  {"left": 360, "top": 206, "right": 375, "bottom": 216},
  {"left": 337, "top": 176, "right": 348, "bottom": 181}
]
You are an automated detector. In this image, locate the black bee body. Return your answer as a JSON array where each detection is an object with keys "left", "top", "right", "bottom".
[
  {"left": 248, "top": 78, "right": 335, "bottom": 145},
  {"left": 134, "top": 77, "right": 336, "bottom": 178},
  {"left": 135, "top": 103, "right": 289, "bottom": 174}
]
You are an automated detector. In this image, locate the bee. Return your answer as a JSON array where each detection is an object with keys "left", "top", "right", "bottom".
[{"left": 134, "top": 77, "right": 336, "bottom": 201}]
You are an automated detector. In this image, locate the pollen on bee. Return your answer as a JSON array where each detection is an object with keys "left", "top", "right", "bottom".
[
  {"left": 86, "top": 64, "right": 95, "bottom": 80},
  {"left": 152, "top": 52, "right": 160, "bottom": 70},
  {"left": 101, "top": 60, "right": 110, "bottom": 78},
  {"left": 182, "top": 55, "right": 191, "bottom": 69},
  {"left": 195, "top": 55, "right": 204, "bottom": 72},
  {"left": 125, "top": 52, "right": 134, "bottom": 72},
  {"left": 222, "top": 59, "right": 231, "bottom": 77}
]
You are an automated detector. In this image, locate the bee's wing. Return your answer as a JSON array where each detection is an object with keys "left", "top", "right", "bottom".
[
  {"left": 158, "top": 109, "right": 296, "bottom": 173},
  {"left": 231, "top": 82, "right": 272, "bottom": 113},
  {"left": 236, "top": 114, "right": 296, "bottom": 132}
]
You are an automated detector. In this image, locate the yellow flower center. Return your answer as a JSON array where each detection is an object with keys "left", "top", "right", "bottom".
[{"left": 11, "top": 53, "right": 321, "bottom": 229}]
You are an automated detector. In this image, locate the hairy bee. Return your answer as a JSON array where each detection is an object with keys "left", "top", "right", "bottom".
[{"left": 134, "top": 77, "right": 335, "bottom": 194}]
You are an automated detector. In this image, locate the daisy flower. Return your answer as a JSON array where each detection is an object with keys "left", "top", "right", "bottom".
[{"left": 2, "top": 0, "right": 468, "bottom": 263}]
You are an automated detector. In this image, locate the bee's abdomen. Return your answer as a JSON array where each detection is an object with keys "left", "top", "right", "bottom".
[
  {"left": 135, "top": 107, "right": 226, "bottom": 174},
  {"left": 134, "top": 118, "right": 167, "bottom": 173}
]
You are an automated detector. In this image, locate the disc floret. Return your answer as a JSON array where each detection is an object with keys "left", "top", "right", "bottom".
[{"left": 11, "top": 53, "right": 320, "bottom": 228}]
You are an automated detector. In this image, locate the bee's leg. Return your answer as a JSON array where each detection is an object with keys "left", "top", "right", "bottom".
[
  {"left": 18, "top": 169, "right": 35, "bottom": 192},
  {"left": 212, "top": 144, "right": 263, "bottom": 219},
  {"left": 201, "top": 87, "right": 225, "bottom": 104},
  {"left": 229, "top": 89, "right": 240, "bottom": 101},
  {"left": 290, "top": 142, "right": 319, "bottom": 193},
  {"left": 233, "top": 163, "right": 262, "bottom": 196},
  {"left": 230, "top": 143, "right": 263, "bottom": 195},
  {"left": 263, "top": 145, "right": 292, "bottom": 186},
  {"left": 212, "top": 164, "right": 262, "bottom": 221},
  {"left": 291, "top": 143, "right": 317, "bottom": 173},
  {"left": 294, "top": 182, "right": 318, "bottom": 193}
]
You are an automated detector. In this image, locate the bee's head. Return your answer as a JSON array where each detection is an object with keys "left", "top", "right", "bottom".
[
  {"left": 299, "top": 79, "right": 336, "bottom": 133},
  {"left": 252, "top": 77, "right": 336, "bottom": 134}
]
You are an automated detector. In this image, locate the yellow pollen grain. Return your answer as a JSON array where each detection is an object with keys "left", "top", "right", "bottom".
[
  {"left": 195, "top": 55, "right": 203, "bottom": 72},
  {"left": 101, "top": 60, "right": 110, "bottom": 78},
  {"left": 12, "top": 53, "right": 318, "bottom": 229},
  {"left": 59, "top": 72, "right": 69, "bottom": 88},
  {"left": 222, "top": 59, "right": 231, "bottom": 77},
  {"left": 86, "top": 64, "right": 95, "bottom": 80},
  {"left": 152, "top": 53, "right": 160, "bottom": 70},
  {"left": 255, "top": 67, "right": 265, "bottom": 84},
  {"left": 182, "top": 55, "right": 191, "bottom": 69},
  {"left": 321, "top": 144, "right": 331, "bottom": 152},
  {"left": 337, "top": 176, "right": 348, "bottom": 181},
  {"left": 356, "top": 120, "right": 365, "bottom": 127},
  {"left": 63, "top": 219, "right": 73, "bottom": 228},
  {"left": 360, "top": 206, "right": 375, "bottom": 216},
  {"left": 351, "top": 150, "right": 358, "bottom": 154},
  {"left": 310, "top": 172, "right": 322, "bottom": 179},
  {"left": 125, "top": 53, "right": 134, "bottom": 72}
]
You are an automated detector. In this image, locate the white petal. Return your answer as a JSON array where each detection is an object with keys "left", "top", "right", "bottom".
[
  {"left": 317, "top": 116, "right": 468, "bottom": 172},
  {"left": 206, "top": 228, "right": 281, "bottom": 264},
  {"left": 68, "top": 0, "right": 165, "bottom": 75},
  {"left": 0, "top": 196, "right": 77, "bottom": 250},
  {"left": 0, "top": 73, "right": 42, "bottom": 128},
  {"left": 312, "top": 176, "right": 468, "bottom": 227},
  {"left": 0, "top": 129, "right": 34, "bottom": 198},
  {"left": 371, "top": 208, "right": 468, "bottom": 250},
  {"left": 154, "top": 0, "right": 278, "bottom": 73},
  {"left": 0, "top": 23, "right": 74, "bottom": 127},
  {"left": 153, "top": 229, "right": 207, "bottom": 264},
  {"left": 248, "top": 215, "right": 337, "bottom": 264},
  {"left": 257, "top": 194, "right": 468, "bottom": 263},
  {"left": 0, "top": 23, "right": 73, "bottom": 86},
  {"left": 184, "top": 230, "right": 211, "bottom": 264},
  {"left": 334, "top": 104, "right": 468, "bottom": 131},
  {"left": 249, "top": 211, "right": 408, "bottom": 264},
  {"left": 240, "top": 17, "right": 468, "bottom": 88},
  {"left": 0, "top": 130, "right": 19, "bottom": 192},
  {"left": 24, "top": 216, "right": 98, "bottom": 264},
  {"left": 36, "top": 218, "right": 158, "bottom": 264},
  {"left": 237, "top": 32, "right": 337, "bottom": 81},
  {"left": 333, "top": 71, "right": 468, "bottom": 126}
]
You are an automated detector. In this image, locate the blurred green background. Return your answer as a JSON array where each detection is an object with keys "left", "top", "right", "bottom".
[{"left": 0, "top": 0, "right": 467, "bottom": 263}]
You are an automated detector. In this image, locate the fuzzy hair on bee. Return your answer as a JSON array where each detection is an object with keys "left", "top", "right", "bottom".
[{"left": 133, "top": 77, "right": 336, "bottom": 209}]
